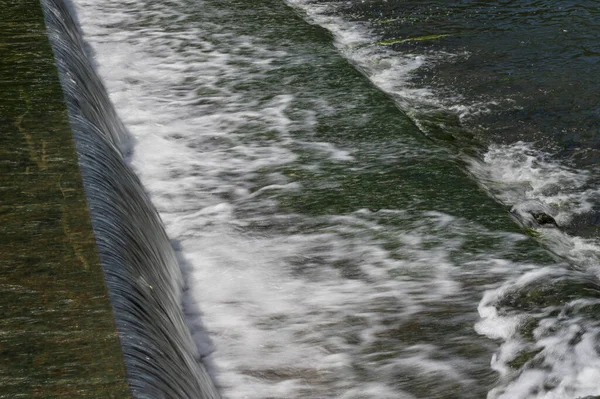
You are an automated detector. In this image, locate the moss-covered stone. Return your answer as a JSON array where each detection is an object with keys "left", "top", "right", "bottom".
[{"left": 0, "top": 0, "right": 130, "bottom": 396}]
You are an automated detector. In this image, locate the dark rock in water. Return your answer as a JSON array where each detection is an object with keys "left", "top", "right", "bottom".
[
  {"left": 509, "top": 201, "right": 559, "bottom": 230},
  {"left": 530, "top": 212, "right": 558, "bottom": 227}
]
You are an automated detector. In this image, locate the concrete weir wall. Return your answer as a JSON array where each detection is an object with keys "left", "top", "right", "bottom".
[{"left": 0, "top": 0, "right": 131, "bottom": 396}]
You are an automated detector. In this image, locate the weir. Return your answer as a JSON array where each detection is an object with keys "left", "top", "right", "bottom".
[{"left": 1, "top": 0, "right": 220, "bottom": 397}]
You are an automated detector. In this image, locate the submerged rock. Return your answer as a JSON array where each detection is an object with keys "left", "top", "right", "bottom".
[
  {"left": 510, "top": 200, "right": 560, "bottom": 231},
  {"left": 530, "top": 211, "right": 558, "bottom": 227}
]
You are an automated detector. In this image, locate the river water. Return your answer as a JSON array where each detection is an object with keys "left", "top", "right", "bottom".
[{"left": 68, "top": 0, "right": 600, "bottom": 398}]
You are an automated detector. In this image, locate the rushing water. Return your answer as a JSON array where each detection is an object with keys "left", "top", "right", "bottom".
[
  {"left": 62, "top": 0, "right": 600, "bottom": 398},
  {"left": 42, "top": 0, "right": 220, "bottom": 397}
]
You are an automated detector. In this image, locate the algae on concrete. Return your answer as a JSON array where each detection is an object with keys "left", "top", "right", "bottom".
[
  {"left": 0, "top": 0, "right": 131, "bottom": 397},
  {"left": 377, "top": 34, "right": 451, "bottom": 46}
]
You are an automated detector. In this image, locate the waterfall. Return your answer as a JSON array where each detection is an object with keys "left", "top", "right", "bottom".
[{"left": 41, "top": 0, "right": 221, "bottom": 397}]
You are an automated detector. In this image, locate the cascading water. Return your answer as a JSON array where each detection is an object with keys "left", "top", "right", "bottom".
[
  {"left": 41, "top": 0, "right": 220, "bottom": 397},
  {"left": 39, "top": 0, "right": 600, "bottom": 398}
]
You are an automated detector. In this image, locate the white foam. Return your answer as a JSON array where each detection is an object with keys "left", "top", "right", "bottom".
[
  {"left": 477, "top": 266, "right": 600, "bottom": 399},
  {"left": 468, "top": 141, "right": 600, "bottom": 269},
  {"left": 470, "top": 142, "right": 596, "bottom": 222},
  {"left": 470, "top": 144, "right": 600, "bottom": 398}
]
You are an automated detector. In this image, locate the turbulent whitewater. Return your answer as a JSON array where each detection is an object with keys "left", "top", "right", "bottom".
[{"left": 60, "top": 0, "right": 600, "bottom": 398}]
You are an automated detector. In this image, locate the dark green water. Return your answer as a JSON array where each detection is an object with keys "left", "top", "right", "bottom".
[
  {"left": 359, "top": 1, "right": 600, "bottom": 154},
  {"left": 315, "top": 0, "right": 600, "bottom": 236}
]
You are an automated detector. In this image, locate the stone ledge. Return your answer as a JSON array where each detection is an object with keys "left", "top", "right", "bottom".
[{"left": 0, "top": 0, "right": 131, "bottom": 397}]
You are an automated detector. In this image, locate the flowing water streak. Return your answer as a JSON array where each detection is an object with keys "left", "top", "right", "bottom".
[{"left": 42, "top": 0, "right": 220, "bottom": 397}]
